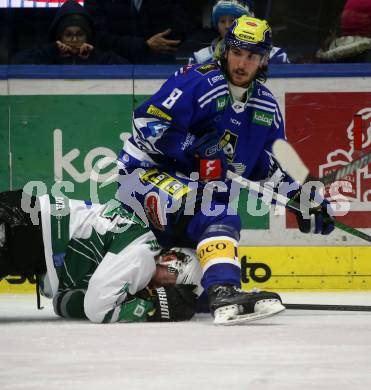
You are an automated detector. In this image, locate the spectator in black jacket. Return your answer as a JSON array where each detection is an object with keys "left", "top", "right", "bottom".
[
  {"left": 12, "top": 0, "right": 129, "bottom": 65},
  {"left": 84, "top": 0, "right": 190, "bottom": 63}
]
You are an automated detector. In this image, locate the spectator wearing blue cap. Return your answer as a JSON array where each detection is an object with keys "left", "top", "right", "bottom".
[{"left": 189, "top": 0, "right": 289, "bottom": 65}]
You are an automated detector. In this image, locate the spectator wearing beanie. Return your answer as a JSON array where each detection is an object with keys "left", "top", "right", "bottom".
[
  {"left": 12, "top": 0, "right": 129, "bottom": 65},
  {"left": 341, "top": 0, "right": 371, "bottom": 37},
  {"left": 316, "top": 0, "right": 371, "bottom": 62},
  {"left": 188, "top": 0, "right": 289, "bottom": 65}
]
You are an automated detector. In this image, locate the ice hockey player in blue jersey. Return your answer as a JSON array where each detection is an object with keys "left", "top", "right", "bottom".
[
  {"left": 117, "top": 16, "right": 335, "bottom": 325},
  {"left": 188, "top": 0, "right": 290, "bottom": 65}
]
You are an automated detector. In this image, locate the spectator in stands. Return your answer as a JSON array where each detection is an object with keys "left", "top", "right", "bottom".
[
  {"left": 12, "top": 0, "right": 128, "bottom": 65},
  {"left": 316, "top": 0, "right": 371, "bottom": 62},
  {"left": 189, "top": 0, "right": 290, "bottom": 65},
  {"left": 84, "top": 0, "right": 189, "bottom": 64}
]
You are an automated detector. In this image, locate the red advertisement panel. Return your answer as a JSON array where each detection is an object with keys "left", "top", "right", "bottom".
[{"left": 285, "top": 92, "right": 371, "bottom": 228}]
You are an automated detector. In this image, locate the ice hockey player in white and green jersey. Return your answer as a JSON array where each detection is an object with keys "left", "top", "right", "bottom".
[{"left": 0, "top": 189, "right": 202, "bottom": 323}]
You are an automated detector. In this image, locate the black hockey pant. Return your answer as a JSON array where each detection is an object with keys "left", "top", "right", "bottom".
[{"left": 0, "top": 190, "right": 46, "bottom": 278}]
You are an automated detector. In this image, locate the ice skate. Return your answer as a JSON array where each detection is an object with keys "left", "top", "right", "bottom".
[{"left": 208, "top": 285, "right": 285, "bottom": 325}]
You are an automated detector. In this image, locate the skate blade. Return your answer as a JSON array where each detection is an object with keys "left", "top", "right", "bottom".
[{"left": 214, "top": 302, "right": 286, "bottom": 326}]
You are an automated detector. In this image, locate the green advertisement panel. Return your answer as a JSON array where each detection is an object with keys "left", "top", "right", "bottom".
[
  {"left": 1, "top": 94, "right": 133, "bottom": 201},
  {"left": 0, "top": 95, "right": 9, "bottom": 190},
  {"left": 0, "top": 93, "right": 268, "bottom": 229}
]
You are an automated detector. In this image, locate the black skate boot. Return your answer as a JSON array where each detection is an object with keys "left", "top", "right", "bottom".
[{"left": 208, "top": 285, "right": 285, "bottom": 325}]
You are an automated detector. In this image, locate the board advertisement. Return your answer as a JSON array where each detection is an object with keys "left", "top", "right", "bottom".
[{"left": 1, "top": 70, "right": 370, "bottom": 293}]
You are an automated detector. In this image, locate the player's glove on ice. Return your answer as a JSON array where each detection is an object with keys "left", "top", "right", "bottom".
[
  {"left": 187, "top": 130, "right": 227, "bottom": 181},
  {"left": 148, "top": 284, "right": 198, "bottom": 322},
  {"left": 290, "top": 188, "right": 335, "bottom": 235}
]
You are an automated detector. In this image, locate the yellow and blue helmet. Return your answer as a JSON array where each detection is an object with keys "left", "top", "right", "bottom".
[{"left": 224, "top": 15, "right": 272, "bottom": 56}]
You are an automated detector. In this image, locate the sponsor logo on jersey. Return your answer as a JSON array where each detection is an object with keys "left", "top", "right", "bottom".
[
  {"left": 181, "top": 133, "right": 196, "bottom": 151},
  {"left": 144, "top": 192, "right": 166, "bottom": 231},
  {"left": 216, "top": 95, "right": 228, "bottom": 111},
  {"left": 199, "top": 159, "right": 222, "bottom": 181},
  {"left": 146, "top": 105, "right": 172, "bottom": 121},
  {"left": 204, "top": 143, "right": 222, "bottom": 157},
  {"left": 230, "top": 118, "right": 241, "bottom": 126},
  {"left": 139, "top": 169, "right": 190, "bottom": 200},
  {"left": 220, "top": 130, "right": 238, "bottom": 163},
  {"left": 179, "top": 64, "right": 193, "bottom": 74},
  {"left": 260, "top": 89, "right": 274, "bottom": 99},
  {"left": 252, "top": 110, "right": 274, "bottom": 127},
  {"left": 195, "top": 63, "right": 219, "bottom": 75},
  {"left": 55, "top": 196, "right": 66, "bottom": 211},
  {"left": 208, "top": 74, "right": 225, "bottom": 86}
]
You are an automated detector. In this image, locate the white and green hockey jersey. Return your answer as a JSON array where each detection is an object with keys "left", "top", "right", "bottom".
[{"left": 38, "top": 195, "right": 161, "bottom": 322}]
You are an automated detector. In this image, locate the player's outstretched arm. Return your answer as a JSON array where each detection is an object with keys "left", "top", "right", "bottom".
[{"left": 98, "top": 285, "right": 198, "bottom": 323}]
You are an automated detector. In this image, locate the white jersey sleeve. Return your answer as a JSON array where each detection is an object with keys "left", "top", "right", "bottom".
[{"left": 84, "top": 231, "right": 160, "bottom": 323}]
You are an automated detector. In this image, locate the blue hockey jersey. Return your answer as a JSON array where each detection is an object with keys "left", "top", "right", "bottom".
[{"left": 119, "top": 62, "right": 286, "bottom": 183}]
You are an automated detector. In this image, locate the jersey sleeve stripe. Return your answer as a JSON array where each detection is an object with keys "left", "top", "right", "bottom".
[
  {"left": 273, "top": 110, "right": 282, "bottom": 129},
  {"left": 275, "top": 107, "right": 283, "bottom": 123},
  {"left": 199, "top": 89, "right": 229, "bottom": 108},
  {"left": 249, "top": 97, "right": 277, "bottom": 108},
  {"left": 198, "top": 84, "right": 229, "bottom": 104},
  {"left": 246, "top": 102, "right": 276, "bottom": 113}
]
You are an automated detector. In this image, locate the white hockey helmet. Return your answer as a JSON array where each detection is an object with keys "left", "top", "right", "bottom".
[{"left": 156, "top": 247, "right": 203, "bottom": 296}]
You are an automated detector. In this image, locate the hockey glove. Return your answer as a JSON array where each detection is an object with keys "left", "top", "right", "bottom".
[
  {"left": 117, "top": 296, "right": 155, "bottom": 322},
  {"left": 148, "top": 284, "right": 198, "bottom": 322},
  {"left": 187, "top": 131, "right": 227, "bottom": 181},
  {"left": 290, "top": 189, "right": 335, "bottom": 235}
]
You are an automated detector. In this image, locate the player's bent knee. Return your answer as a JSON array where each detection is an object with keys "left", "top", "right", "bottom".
[
  {"left": 84, "top": 288, "right": 105, "bottom": 323},
  {"left": 84, "top": 277, "right": 109, "bottom": 323}
]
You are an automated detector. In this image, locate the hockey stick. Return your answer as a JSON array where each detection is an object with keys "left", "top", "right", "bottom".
[
  {"left": 320, "top": 153, "right": 371, "bottom": 185},
  {"left": 272, "top": 139, "right": 371, "bottom": 186},
  {"left": 226, "top": 171, "right": 371, "bottom": 243},
  {"left": 270, "top": 139, "right": 371, "bottom": 242},
  {"left": 284, "top": 303, "right": 371, "bottom": 312}
]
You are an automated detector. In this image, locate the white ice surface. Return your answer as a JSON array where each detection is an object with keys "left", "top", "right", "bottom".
[{"left": 1, "top": 292, "right": 371, "bottom": 390}]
